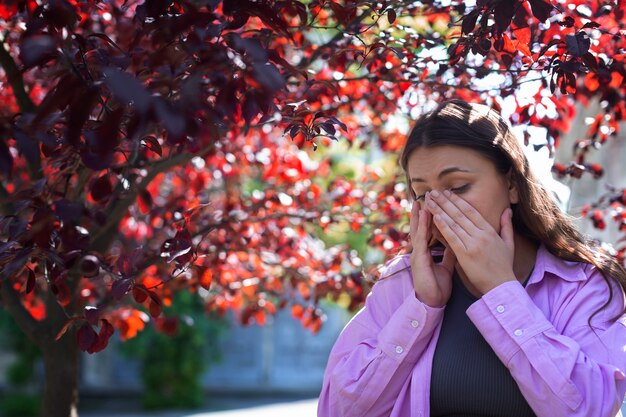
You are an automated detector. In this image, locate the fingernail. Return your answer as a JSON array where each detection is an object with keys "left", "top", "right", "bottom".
[
  {"left": 430, "top": 190, "right": 439, "bottom": 198},
  {"left": 427, "top": 200, "right": 436, "bottom": 208},
  {"left": 443, "top": 190, "right": 451, "bottom": 197}
]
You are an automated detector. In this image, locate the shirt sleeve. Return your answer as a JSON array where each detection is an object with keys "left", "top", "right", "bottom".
[
  {"left": 317, "top": 258, "right": 445, "bottom": 417},
  {"left": 467, "top": 277, "right": 626, "bottom": 417}
]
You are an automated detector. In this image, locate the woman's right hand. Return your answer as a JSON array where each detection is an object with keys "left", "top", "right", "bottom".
[{"left": 409, "top": 193, "right": 457, "bottom": 307}]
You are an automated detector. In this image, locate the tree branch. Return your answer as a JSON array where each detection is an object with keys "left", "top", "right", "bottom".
[
  {"left": 90, "top": 144, "right": 214, "bottom": 253},
  {"left": 0, "top": 38, "right": 36, "bottom": 113},
  {"left": 297, "top": 11, "right": 369, "bottom": 71},
  {"left": 0, "top": 278, "right": 43, "bottom": 345}
]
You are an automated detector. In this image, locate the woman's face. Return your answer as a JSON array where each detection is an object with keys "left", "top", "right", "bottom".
[{"left": 406, "top": 145, "right": 519, "bottom": 246}]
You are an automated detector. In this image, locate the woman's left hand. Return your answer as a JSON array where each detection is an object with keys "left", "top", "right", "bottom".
[{"left": 425, "top": 189, "right": 517, "bottom": 295}]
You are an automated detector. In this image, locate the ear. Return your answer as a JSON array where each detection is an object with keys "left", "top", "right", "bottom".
[{"left": 506, "top": 170, "right": 519, "bottom": 204}]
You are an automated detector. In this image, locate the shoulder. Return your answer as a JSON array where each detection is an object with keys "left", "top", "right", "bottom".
[{"left": 538, "top": 246, "right": 625, "bottom": 325}]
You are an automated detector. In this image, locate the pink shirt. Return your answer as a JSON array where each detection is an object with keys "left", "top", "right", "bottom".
[{"left": 318, "top": 245, "right": 626, "bottom": 417}]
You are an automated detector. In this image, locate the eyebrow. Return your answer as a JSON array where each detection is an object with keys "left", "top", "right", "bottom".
[{"left": 410, "top": 167, "right": 472, "bottom": 183}]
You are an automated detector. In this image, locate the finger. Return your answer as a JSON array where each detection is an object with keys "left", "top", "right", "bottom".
[
  {"left": 499, "top": 207, "right": 515, "bottom": 253},
  {"left": 410, "top": 200, "right": 420, "bottom": 239},
  {"left": 415, "top": 208, "right": 432, "bottom": 253},
  {"left": 432, "top": 211, "right": 469, "bottom": 252},
  {"left": 440, "top": 246, "right": 457, "bottom": 275},
  {"left": 427, "top": 190, "right": 478, "bottom": 235},
  {"left": 438, "top": 189, "right": 491, "bottom": 231}
]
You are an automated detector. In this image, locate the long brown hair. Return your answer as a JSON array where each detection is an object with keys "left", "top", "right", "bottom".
[{"left": 400, "top": 99, "right": 626, "bottom": 323}]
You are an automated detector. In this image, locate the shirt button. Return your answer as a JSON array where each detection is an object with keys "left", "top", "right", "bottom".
[
  {"left": 411, "top": 320, "right": 419, "bottom": 328},
  {"left": 514, "top": 329, "right": 523, "bottom": 337},
  {"left": 395, "top": 346, "right": 404, "bottom": 354},
  {"left": 496, "top": 305, "right": 505, "bottom": 313}
]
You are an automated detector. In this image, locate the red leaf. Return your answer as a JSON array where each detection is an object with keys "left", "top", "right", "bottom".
[
  {"left": 137, "top": 188, "right": 152, "bottom": 215},
  {"left": 141, "top": 136, "right": 162, "bottom": 156},
  {"left": 149, "top": 300, "right": 162, "bottom": 318},
  {"left": 88, "top": 319, "right": 115, "bottom": 353},
  {"left": 148, "top": 291, "right": 162, "bottom": 317},
  {"left": 77, "top": 324, "right": 97, "bottom": 351},
  {"left": 132, "top": 285, "right": 148, "bottom": 303}
]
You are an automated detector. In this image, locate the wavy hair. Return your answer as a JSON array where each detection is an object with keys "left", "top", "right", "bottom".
[{"left": 398, "top": 99, "right": 626, "bottom": 323}]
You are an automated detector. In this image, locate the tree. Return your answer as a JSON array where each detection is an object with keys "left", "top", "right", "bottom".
[{"left": 0, "top": 1, "right": 624, "bottom": 416}]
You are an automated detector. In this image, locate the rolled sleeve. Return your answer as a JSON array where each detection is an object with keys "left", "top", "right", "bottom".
[{"left": 378, "top": 293, "right": 445, "bottom": 362}]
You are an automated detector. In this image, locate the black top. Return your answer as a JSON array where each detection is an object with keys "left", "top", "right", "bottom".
[{"left": 429, "top": 273, "right": 537, "bottom": 417}]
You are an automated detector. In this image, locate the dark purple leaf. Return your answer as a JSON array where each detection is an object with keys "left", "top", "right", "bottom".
[
  {"left": 581, "top": 52, "right": 598, "bottom": 70},
  {"left": 13, "top": 129, "right": 40, "bottom": 167},
  {"left": 242, "top": 93, "right": 259, "bottom": 125},
  {"left": 528, "top": 0, "right": 553, "bottom": 22},
  {"left": 494, "top": 1, "right": 517, "bottom": 34},
  {"left": 2, "top": 247, "right": 32, "bottom": 279},
  {"left": 26, "top": 268, "right": 36, "bottom": 294},
  {"left": 81, "top": 149, "right": 114, "bottom": 171},
  {"left": 252, "top": 62, "right": 285, "bottom": 92},
  {"left": 215, "top": 82, "right": 238, "bottom": 118},
  {"left": 65, "top": 88, "right": 100, "bottom": 148},
  {"left": 0, "top": 140, "right": 13, "bottom": 178},
  {"left": 112, "top": 278, "right": 134, "bottom": 300},
  {"left": 90, "top": 175, "right": 112, "bottom": 202},
  {"left": 581, "top": 21, "right": 600, "bottom": 29},
  {"left": 102, "top": 68, "right": 152, "bottom": 114},
  {"left": 141, "top": 136, "right": 162, "bottom": 156},
  {"left": 226, "top": 12, "right": 250, "bottom": 30},
  {"left": 84, "top": 306, "right": 101, "bottom": 326},
  {"left": 559, "top": 60, "right": 581, "bottom": 74},
  {"left": 88, "top": 319, "right": 114, "bottom": 353},
  {"left": 180, "top": 73, "right": 202, "bottom": 109},
  {"left": 54, "top": 199, "right": 84, "bottom": 223},
  {"left": 80, "top": 254, "right": 101, "bottom": 278},
  {"left": 154, "top": 100, "right": 187, "bottom": 142},
  {"left": 387, "top": 8, "right": 396, "bottom": 24},
  {"left": 77, "top": 324, "right": 97, "bottom": 351},
  {"left": 566, "top": 32, "right": 590, "bottom": 57},
  {"left": 33, "top": 73, "right": 78, "bottom": 124},
  {"left": 20, "top": 35, "right": 57, "bottom": 68},
  {"left": 228, "top": 33, "right": 268, "bottom": 61},
  {"left": 91, "top": 107, "right": 124, "bottom": 153},
  {"left": 461, "top": 10, "right": 479, "bottom": 35},
  {"left": 320, "top": 122, "right": 336, "bottom": 136}
]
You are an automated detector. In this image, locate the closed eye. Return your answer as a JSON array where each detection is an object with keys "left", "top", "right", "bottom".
[
  {"left": 450, "top": 184, "right": 469, "bottom": 194},
  {"left": 414, "top": 184, "right": 469, "bottom": 201}
]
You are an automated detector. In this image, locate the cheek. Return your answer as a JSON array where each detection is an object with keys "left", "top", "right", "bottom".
[{"left": 463, "top": 197, "right": 503, "bottom": 232}]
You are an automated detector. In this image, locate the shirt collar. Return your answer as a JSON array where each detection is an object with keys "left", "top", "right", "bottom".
[{"left": 526, "top": 243, "right": 588, "bottom": 286}]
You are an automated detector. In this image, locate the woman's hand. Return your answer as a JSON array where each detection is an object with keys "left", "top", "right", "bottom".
[
  {"left": 425, "top": 189, "right": 516, "bottom": 295},
  {"left": 409, "top": 196, "right": 457, "bottom": 307}
]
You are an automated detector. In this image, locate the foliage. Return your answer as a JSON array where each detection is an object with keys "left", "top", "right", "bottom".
[
  {"left": 120, "top": 291, "right": 225, "bottom": 410},
  {"left": 0, "top": 0, "right": 625, "bottom": 415}
]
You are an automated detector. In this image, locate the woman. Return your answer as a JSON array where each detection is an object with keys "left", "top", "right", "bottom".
[{"left": 317, "top": 99, "right": 626, "bottom": 417}]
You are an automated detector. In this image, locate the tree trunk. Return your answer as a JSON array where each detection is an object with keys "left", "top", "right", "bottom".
[{"left": 41, "top": 335, "right": 80, "bottom": 417}]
